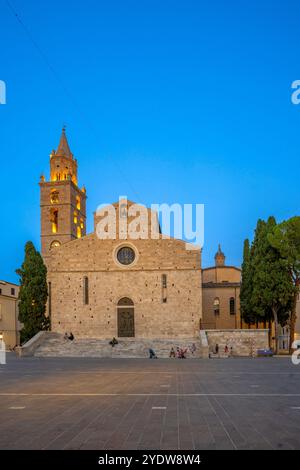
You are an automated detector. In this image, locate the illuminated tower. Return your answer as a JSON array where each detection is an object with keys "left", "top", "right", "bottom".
[{"left": 39, "top": 127, "right": 87, "bottom": 258}]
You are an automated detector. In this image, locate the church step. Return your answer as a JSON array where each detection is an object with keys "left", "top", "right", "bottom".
[{"left": 34, "top": 334, "right": 204, "bottom": 358}]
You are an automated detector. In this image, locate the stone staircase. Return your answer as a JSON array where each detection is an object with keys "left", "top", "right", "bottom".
[{"left": 34, "top": 333, "right": 204, "bottom": 358}]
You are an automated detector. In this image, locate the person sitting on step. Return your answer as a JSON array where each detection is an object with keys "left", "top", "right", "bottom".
[
  {"left": 149, "top": 348, "right": 157, "bottom": 359},
  {"left": 109, "top": 337, "right": 118, "bottom": 347}
]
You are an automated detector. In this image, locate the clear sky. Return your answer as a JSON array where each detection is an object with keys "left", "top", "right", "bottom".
[{"left": 1, "top": 0, "right": 300, "bottom": 283}]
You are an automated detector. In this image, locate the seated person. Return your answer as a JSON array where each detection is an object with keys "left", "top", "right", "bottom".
[
  {"left": 149, "top": 348, "right": 157, "bottom": 359},
  {"left": 109, "top": 337, "right": 118, "bottom": 347}
]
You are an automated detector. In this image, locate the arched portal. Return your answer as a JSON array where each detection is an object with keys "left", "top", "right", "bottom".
[{"left": 117, "top": 298, "right": 135, "bottom": 337}]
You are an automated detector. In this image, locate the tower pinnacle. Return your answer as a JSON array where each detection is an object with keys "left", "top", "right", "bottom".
[{"left": 215, "top": 244, "right": 225, "bottom": 267}]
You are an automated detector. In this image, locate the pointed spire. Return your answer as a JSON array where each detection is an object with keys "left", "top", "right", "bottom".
[
  {"left": 215, "top": 244, "right": 225, "bottom": 267},
  {"left": 56, "top": 126, "right": 73, "bottom": 158},
  {"left": 217, "top": 244, "right": 224, "bottom": 255}
]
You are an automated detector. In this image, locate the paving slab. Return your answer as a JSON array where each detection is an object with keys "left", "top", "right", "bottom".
[{"left": 0, "top": 354, "right": 300, "bottom": 449}]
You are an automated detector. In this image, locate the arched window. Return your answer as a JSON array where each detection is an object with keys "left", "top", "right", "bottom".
[
  {"left": 230, "top": 297, "right": 235, "bottom": 315},
  {"left": 118, "top": 297, "right": 134, "bottom": 306},
  {"left": 213, "top": 297, "right": 220, "bottom": 316},
  {"left": 50, "top": 190, "right": 59, "bottom": 204},
  {"left": 50, "top": 209, "right": 58, "bottom": 234},
  {"left": 50, "top": 240, "right": 61, "bottom": 249},
  {"left": 76, "top": 196, "right": 81, "bottom": 210},
  {"left": 80, "top": 219, "right": 84, "bottom": 229},
  {"left": 73, "top": 211, "right": 78, "bottom": 224},
  {"left": 77, "top": 226, "right": 82, "bottom": 238}
]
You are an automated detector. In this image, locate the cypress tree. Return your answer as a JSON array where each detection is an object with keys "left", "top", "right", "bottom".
[
  {"left": 240, "top": 238, "right": 256, "bottom": 325},
  {"left": 16, "top": 241, "right": 49, "bottom": 344},
  {"left": 251, "top": 217, "right": 294, "bottom": 353},
  {"left": 268, "top": 216, "right": 300, "bottom": 352}
]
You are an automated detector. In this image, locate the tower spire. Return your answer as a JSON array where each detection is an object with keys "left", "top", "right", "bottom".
[
  {"left": 215, "top": 244, "right": 225, "bottom": 267},
  {"left": 56, "top": 126, "right": 73, "bottom": 158},
  {"left": 49, "top": 127, "right": 78, "bottom": 184}
]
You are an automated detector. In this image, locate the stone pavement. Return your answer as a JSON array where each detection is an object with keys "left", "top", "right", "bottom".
[{"left": 0, "top": 354, "right": 300, "bottom": 450}]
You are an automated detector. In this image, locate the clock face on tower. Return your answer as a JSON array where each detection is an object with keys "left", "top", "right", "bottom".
[{"left": 116, "top": 246, "right": 135, "bottom": 265}]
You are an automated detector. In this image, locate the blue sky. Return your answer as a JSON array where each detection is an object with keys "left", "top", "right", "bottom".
[{"left": 1, "top": 0, "right": 300, "bottom": 283}]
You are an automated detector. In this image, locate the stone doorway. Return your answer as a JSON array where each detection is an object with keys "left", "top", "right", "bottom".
[{"left": 117, "top": 298, "right": 135, "bottom": 337}]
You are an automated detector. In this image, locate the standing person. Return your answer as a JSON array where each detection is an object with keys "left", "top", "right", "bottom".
[
  {"left": 169, "top": 347, "right": 175, "bottom": 358},
  {"left": 181, "top": 348, "right": 188, "bottom": 359},
  {"left": 190, "top": 343, "right": 196, "bottom": 356},
  {"left": 224, "top": 344, "right": 229, "bottom": 355},
  {"left": 215, "top": 343, "right": 219, "bottom": 355}
]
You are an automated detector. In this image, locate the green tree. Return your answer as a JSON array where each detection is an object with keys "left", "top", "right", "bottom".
[
  {"left": 268, "top": 216, "right": 300, "bottom": 352},
  {"left": 240, "top": 238, "right": 256, "bottom": 325},
  {"left": 250, "top": 217, "right": 294, "bottom": 353},
  {"left": 16, "top": 241, "right": 49, "bottom": 343}
]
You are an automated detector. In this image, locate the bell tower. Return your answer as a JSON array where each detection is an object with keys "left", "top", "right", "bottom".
[
  {"left": 39, "top": 127, "right": 87, "bottom": 259},
  {"left": 215, "top": 244, "right": 225, "bottom": 267}
]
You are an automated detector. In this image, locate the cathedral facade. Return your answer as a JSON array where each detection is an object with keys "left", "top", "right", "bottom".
[{"left": 40, "top": 130, "right": 202, "bottom": 341}]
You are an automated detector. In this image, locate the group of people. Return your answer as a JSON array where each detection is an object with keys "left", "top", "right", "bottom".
[
  {"left": 149, "top": 343, "right": 197, "bottom": 359},
  {"left": 214, "top": 343, "right": 233, "bottom": 357}
]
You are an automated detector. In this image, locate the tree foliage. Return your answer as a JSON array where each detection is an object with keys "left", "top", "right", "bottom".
[
  {"left": 240, "top": 217, "right": 295, "bottom": 351},
  {"left": 16, "top": 241, "right": 49, "bottom": 344},
  {"left": 268, "top": 216, "right": 300, "bottom": 351}
]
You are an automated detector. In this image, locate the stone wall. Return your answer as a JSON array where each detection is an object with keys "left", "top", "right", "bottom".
[
  {"left": 47, "top": 231, "right": 202, "bottom": 340},
  {"left": 202, "top": 285, "right": 241, "bottom": 330},
  {"left": 205, "top": 329, "right": 269, "bottom": 356}
]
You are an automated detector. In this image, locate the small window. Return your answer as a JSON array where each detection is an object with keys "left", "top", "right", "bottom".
[
  {"left": 77, "top": 226, "right": 82, "bottom": 238},
  {"left": 230, "top": 297, "right": 235, "bottom": 315},
  {"left": 162, "top": 274, "right": 167, "bottom": 289},
  {"left": 0, "top": 289, "right": 2, "bottom": 295},
  {"left": 213, "top": 297, "right": 220, "bottom": 315},
  {"left": 83, "top": 277, "right": 89, "bottom": 305},
  {"left": 50, "top": 209, "right": 58, "bottom": 234},
  {"left": 50, "top": 240, "right": 61, "bottom": 249},
  {"left": 74, "top": 211, "right": 78, "bottom": 224},
  {"left": 50, "top": 190, "right": 59, "bottom": 204},
  {"left": 11, "top": 288, "right": 15, "bottom": 296},
  {"left": 76, "top": 196, "right": 81, "bottom": 210}
]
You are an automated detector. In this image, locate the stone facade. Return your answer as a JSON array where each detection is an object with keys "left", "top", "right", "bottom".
[
  {"left": 47, "top": 233, "right": 202, "bottom": 339},
  {"left": 206, "top": 329, "right": 269, "bottom": 357},
  {"left": 42, "top": 130, "right": 202, "bottom": 342},
  {"left": 202, "top": 247, "right": 242, "bottom": 329},
  {"left": 0, "top": 280, "right": 21, "bottom": 349}
]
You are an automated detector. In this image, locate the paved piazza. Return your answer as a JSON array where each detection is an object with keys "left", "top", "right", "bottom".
[{"left": 0, "top": 355, "right": 300, "bottom": 450}]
